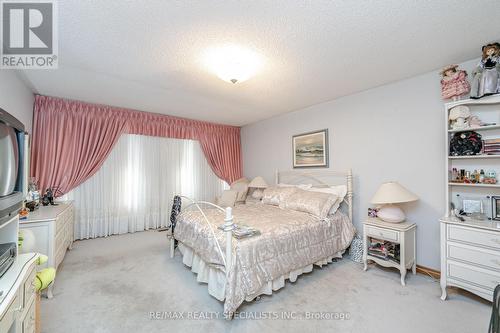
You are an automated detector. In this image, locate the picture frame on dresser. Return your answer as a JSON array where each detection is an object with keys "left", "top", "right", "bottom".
[{"left": 492, "top": 196, "right": 500, "bottom": 221}]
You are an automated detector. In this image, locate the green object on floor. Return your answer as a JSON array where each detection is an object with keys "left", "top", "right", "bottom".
[{"left": 35, "top": 268, "right": 56, "bottom": 292}]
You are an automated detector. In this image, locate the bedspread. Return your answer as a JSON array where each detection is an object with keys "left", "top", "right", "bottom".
[{"left": 174, "top": 203, "right": 355, "bottom": 314}]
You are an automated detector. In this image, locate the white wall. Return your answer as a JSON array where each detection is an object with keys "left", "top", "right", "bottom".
[
  {"left": 242, "top": 58, "right": 478, "bottom": 270},
  {"left": 0, "top": 71, "right": 34, "bottom": 133}
]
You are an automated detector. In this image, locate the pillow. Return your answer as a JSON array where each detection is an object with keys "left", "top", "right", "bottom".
[
  {"left": 278, "top": 183, "right": 313, "bottom": 190},
  {"left": 306, "top": 185, "right": 347, "bottom": 215},
  {"left": 261, "top": 187, "right": 297, "bottom": 206},
  {"left": 230, "top": 178, "right": 250, "bottom": 203},
  {"left": 217, "top": 190, "right": 238, "bottom": 207},
  {"left": 280, "top": 188, "right": 338, "bottom": 219}
]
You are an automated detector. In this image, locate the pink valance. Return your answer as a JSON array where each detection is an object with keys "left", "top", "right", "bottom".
[{"left": 31, "top": 95, "right": 242, "bottom": 195}]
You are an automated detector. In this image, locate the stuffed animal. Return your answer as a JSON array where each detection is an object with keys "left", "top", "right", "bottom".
[
  {"left": 471, "top": 42, "right": 500, "bottom": 99},
  {"left": 440, "top": 64, "right": 470, "bottom": 100}
]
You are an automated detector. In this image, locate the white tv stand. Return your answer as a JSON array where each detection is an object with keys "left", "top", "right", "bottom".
[{"left": 0, "top": 215, "right": 39, "bottom": 333}]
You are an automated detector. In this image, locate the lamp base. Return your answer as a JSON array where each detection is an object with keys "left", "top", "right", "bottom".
[{"left": 377, "top": 204, "right": 406, "bottom": 223}]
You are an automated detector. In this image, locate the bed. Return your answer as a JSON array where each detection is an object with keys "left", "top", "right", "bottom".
[{"left": 169, "top": 170, "right": 356, "bottom": 316}]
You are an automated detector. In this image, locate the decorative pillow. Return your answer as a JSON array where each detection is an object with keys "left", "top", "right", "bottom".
[
  {"left": 278, "top": 183, "right": 313, "bottom": 190},
  {"left": 217, "top": 190, "right": 238, "bottom": 207},
  {"left": 280, "top": 188, "right": 338, "bottom": 219},
  {"left": 230, "top": 178, "right": 250, "bottom": 203},
  {"left": 306, "top": 185, "right": 347, "bottom": 215},
  {"left": 261, "top": 187, "right": 297, "bottom": 206}
]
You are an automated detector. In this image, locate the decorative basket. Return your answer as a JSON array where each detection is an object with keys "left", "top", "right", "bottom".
[{"left": 349, "top": 234, "right": 364, "bottom": 263}]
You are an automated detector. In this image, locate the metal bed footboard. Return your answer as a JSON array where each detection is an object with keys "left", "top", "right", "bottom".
[{"left": 169, "top": 196, "right": 235, "bottom": 277}]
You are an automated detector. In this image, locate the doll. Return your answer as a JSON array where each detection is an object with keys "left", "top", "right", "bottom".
[
  {"left": 440, "top": 64, "right": 471, "bottom": 100},
  {"left": 470, "top": 42, "right": 500, "bottom": 99}
]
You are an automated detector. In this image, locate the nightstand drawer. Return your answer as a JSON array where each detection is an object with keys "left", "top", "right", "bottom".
[{"left": 365, "top": 225, "right": 399, "bottom": 242}]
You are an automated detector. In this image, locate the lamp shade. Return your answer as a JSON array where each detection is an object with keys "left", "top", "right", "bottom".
[
  {"left": 248, "top": 176, "right": 268, "bottom": 188},
  {"left": 371, "top": 182, "right": 418, "bottom": 204}
]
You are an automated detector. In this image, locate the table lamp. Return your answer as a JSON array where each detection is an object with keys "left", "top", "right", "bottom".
[
  {"left": 248, "top": 176, "right": 268, "bottom": 199},
  {"left": 371, "top": 181, "right": 418, "bottom": 223}
]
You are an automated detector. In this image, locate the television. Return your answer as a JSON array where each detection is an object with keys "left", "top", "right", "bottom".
[{"left": 0, "top": 108, "right": 27, "bottom": 226}]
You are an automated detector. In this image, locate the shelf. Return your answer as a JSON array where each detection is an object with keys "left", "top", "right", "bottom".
[
  {"left": 445, "top": 95, "right": 500, "bottom": 109},
  {"left": 449, "top": 182, "right": 500, "bottom": 188},
  {"left": 448, "top": 155, "right": 500, "bottom": 159},
  {"left": 0, "top": 214, "right": 17, "bottom": 231},
  {"left": 448, "top": 124, "right": 500, "bottom": 133}
]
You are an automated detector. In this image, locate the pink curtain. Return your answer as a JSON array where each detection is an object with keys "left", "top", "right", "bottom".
[{"left": 31, "top": 95, "right": 242, "bottom": 195}]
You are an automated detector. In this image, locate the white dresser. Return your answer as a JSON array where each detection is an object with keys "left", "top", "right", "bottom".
[
  {"left": 440, "top": 217, "right": 500, "bottom": 301},
  {"left": 0, "top": 253, "right": 39, "bottom": 333},
  {"left": 19, "top": 202, "right": 74, "bottom": 298}
]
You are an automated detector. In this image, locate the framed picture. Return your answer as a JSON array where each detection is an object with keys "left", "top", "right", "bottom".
[
  {"left": 492, "top": 196, "right": 500, "bottom": 221},
  {"left": 292, "top": 129, "right": 329, "bottom": 168},
  {"left": 462, "top": 199, "right": 483, "bottom": 214}
]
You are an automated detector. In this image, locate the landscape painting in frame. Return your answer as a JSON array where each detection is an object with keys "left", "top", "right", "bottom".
[{"left": 293, "top": 129, "right": 329, "bottom": 168}]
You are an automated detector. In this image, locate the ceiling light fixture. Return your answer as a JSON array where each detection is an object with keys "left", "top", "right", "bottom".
[{"left": 203, "top": 44, "right": 264, "bottom": 84}]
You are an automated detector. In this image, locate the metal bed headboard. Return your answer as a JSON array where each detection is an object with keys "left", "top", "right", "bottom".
[{"left": 275, "top": 169, "right": 353, "bottom": 222}]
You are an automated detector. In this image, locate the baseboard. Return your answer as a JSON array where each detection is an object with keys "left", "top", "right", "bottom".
[{"left": 416, "top": 265, "right": 440, "bottom": 279}]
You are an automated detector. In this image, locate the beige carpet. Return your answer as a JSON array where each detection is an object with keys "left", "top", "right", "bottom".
[{"left": 41, "top": 231, "right": 490, "bottom": 333}]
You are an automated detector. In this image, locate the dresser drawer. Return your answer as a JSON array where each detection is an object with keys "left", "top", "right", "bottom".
[
  {"left": 23, "top": 265, "right": 37, "bottom": 308},
  {"left": 448, "top": 242, "right": 500, "bottom": 271},
  {"left": 448, "top": 224, "right": 500, "bottom": 250},
  {"left": 0, "top": 294, "right": 20, "bottom": 332},
  {"left": 22, "top": 297, "right": 35, "bottom": 333},
  {"left": 365, "top": 225, "right": 399, "bottom": 242},
  {"left": 448, "top": 260, "right": 500, "bottom": 292}
]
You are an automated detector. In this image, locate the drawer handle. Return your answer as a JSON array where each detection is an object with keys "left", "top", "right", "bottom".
[{"left": 11, "top": 305, "right": 22, "bottom": 313}]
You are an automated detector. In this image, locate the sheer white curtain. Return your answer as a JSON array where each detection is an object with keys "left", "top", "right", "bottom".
[{"left": 67, "top": 134, "right": 226, "bottom": 239}]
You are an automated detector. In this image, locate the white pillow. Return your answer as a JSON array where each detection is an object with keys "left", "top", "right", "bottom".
[
  {"left": 306, "top": 185, "right": 347, "bottom": 215},
  {"left": 230, "top": 178, "right": 250, "bottom": 203},
  {"left": 278, "top": 183, "right": 313, "bottom": 190},
  {"left": 217, "top": 190, "right": 238, "bottom": 207}
]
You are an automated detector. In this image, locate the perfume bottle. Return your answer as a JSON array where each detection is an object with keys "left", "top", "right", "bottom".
[
  {"left": 472, "top": 170, "right": 479, "bottom": 183},
  {"left": 480, "top": 169, "right": 485, "bottom": 183}
]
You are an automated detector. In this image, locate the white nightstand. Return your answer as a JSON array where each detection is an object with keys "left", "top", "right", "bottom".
[{"left": 363, "top": 218, "right": 416, "bottom": 286}]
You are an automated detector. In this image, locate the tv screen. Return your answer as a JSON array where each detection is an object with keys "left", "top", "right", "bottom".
[{"left": 0, "top": 122, "right": 19, "bottom": 197}]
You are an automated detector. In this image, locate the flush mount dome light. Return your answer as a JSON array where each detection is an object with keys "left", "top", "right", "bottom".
[{"left": 203, "top": 44, "right": 263, "bottom": 84}]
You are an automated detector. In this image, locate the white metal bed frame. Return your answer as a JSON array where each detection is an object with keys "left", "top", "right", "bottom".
[{"left": 169, "top": 169, "right": 353, "bottom": 282}]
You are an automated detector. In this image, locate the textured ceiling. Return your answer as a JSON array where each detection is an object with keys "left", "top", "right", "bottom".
[{"left": 21, "top": 0, "right": 500, "bottom": 126}]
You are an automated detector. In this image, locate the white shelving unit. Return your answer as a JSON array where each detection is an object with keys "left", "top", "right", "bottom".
[
  {"left": 441, "top": 95, "right": 500, "bottom": 302},
  {"left": 444, "top": 95, "right": 500, "bottom": 217}
]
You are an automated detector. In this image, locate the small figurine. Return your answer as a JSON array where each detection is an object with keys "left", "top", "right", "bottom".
[
  {"left": 449, "top": 105, "right": 471, "bottom": 130},
  {"left": 440, "top": 64, "right": 471, "bottom": 101},
  {"left": 470, "top": 42, "right": 500, "bottom": 99},
  {"left": 41, "top": 187, "right": 59, "bottom": 206}
]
